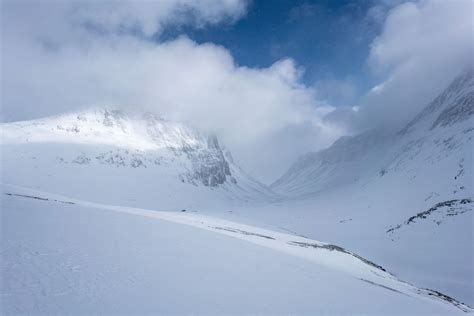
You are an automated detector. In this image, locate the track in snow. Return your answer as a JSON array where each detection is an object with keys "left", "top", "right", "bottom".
[{"left": 2, "top": 184, "right": 472, "bottom": 313}]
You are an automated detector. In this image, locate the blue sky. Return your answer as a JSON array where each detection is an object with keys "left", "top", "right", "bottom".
[{"left": 161, "top": 0, "right": 388, "bottom": 107}]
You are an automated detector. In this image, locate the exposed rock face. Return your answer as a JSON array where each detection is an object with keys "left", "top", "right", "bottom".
[
  {"left": 190, "top": 135, "right": 232, "bottom": 187},
  {"left": 103, "top": 109, "right": 126, "bottom": 128},
  {"left": 142, "top": 113, "right": 232, "bottom": 186},
  {"left": 386, "top": 198, "right": 473, "bottom": 235}
]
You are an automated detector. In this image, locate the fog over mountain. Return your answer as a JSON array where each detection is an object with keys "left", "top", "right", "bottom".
[
  {"left": 1, "top": 0, "right": 473, "bottom": 315},
  {"left": 2, "top": 0, "right": 472, "bottom": 182}
]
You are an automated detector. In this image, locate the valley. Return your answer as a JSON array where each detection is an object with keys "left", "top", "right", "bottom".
[{"left": 1, "top": 69, "right": 473, "bottom": 314}]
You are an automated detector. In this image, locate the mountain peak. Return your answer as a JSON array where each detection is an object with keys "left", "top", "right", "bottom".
[{"left": 400, "top": 68, "right": 474, "bottom": 135}]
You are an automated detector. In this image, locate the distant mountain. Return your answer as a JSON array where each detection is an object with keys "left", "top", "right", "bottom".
[
  {"left": 271, "top": 128, "right": 394, "bottom": 196},
  {"left": 0, "top": 109, "right": 277, "bottom": 209},
  {"left": 272, "top": 68, "right": 474, "bottom": 199}
]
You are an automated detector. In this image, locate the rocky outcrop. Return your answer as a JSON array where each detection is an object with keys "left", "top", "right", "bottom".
[{"left": 188, "top": 135, "right": 232, "bottom": 187}]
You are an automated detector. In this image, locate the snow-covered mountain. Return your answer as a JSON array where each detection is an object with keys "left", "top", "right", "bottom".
[
  {"left": 1, "top": 71, "right": 472, "bottom": 315},
  {"left": 3, "top": 108, "right": 472, "bottom": 314},
  {"left": 265, "top": 68, "right": 474, "bottom": 304},
  {"left": 0, "top": 109, "right": 277, "bottom": 209},
  {"left": 271, "top": 128, "right": 395, "bottom": 196},
  {"left": 272, "top": 68, "right": 473, "bottom": 202}
]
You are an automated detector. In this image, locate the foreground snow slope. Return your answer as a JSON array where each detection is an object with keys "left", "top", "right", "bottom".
[
  {"left": 1, "top": 184, "right": 471, "bottom": 315},
  {"left": 0, "top": 109, "right": 277, "bottom": 209}
]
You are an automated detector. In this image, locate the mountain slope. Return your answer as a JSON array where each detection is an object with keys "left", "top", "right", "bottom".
[
  {"left": 401, "top": 67, "right": 474, "bottom": 134},
  {"left": 0, "top": 109, "right": 277, "bottom": 209},
  {"left": 261, "top": 68, "right": 474, "bottom": 304},
  {"left": 272, "top": 68, "right": 473, "bottom": 198},
  {"left": 271, "top": 129, "right": 395, "bottom": 196}
]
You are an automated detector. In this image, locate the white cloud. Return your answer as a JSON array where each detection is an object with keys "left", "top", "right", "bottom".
[
  {"left": 73, "top": 0, "right": 249, "bottom": 36},
  {"left": 2, "top": 34, "right": 337, "bottom": 145},
  {"left": 1, "top": 0, "right": 343, "bottom": 183},
  {"left": 358, "top": 0, "right": 474, "bottom": 129},
  {"left": 313, "top": 77, "right": 359, "bottom": 107},
  {"left": 1, "top": 0, "right": 248, "bottom": 39},
  {"left": 7, "top": 0, "right": 468, "bottom": 182}
]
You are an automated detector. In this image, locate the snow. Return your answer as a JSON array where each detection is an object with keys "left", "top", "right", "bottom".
[
  {"left": 263, "top": 68, "right": 474, "bottom": 305},
  {"left": 1, "top": 109, "right": 200, "bottom": 150},
  {"left": 1, "top": 70, "right": 473, "bottom": 314},
  {"left": 0, "top": 108, "right": 277, "bottom": 208},
  {"left": 1, "top": 184, "right": 470, "bottom": 315}
]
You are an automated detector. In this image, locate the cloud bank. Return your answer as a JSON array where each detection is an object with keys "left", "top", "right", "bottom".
[
  {"left": 1, "top": 0, "right": 472, "bottom": 182},
  {"left": 358, "top": 0, "right": 473, "bottom": 130},
  {"left": 1, "top": 0, "right": 342, "bottom": 182}
]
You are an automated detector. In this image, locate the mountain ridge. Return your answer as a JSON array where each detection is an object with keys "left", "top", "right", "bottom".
[
  {"left": 0, "top": 108, "right": 279, "bottom": 208},
  {"left": 272, "top": 68, "right": 474, "bottom": 197}
]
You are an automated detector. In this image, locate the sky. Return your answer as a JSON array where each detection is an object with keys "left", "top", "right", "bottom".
[
  {"left": 1, "top": 0, "right": 473, "bottom": 183},
  {"left": 160, "top": 0, "right": 384, "bottom": 106}
]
